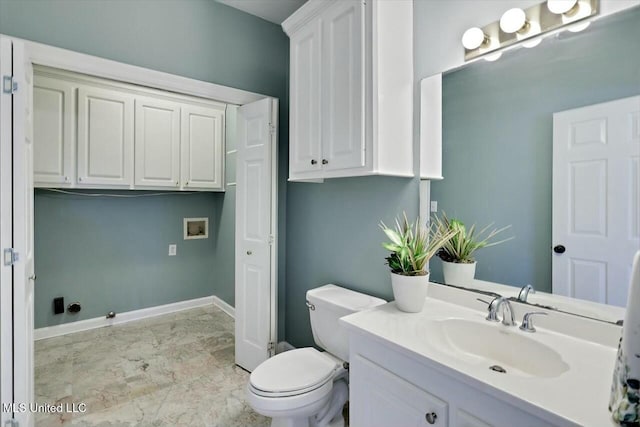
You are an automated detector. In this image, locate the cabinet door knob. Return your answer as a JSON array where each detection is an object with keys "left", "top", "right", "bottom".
[
  {"left": 310, "top": 159, "right": 317, "bottom": 165},
  {"left": 64, "top": 176, "right": 69, "bottom": 182},
  {"left": 425, "top": 412, "right": 437, "bottom": 424},
  {"left": 78, "top": 177, "right": 83, "bottom": 182},
  {"left": 176, "top": 181, "right": 179, "bottom": 186},
  {"left": 246, "top": 250, "right": 252, "bottom": 255},
  {"left": 322, "top": 159, "right": 328, "bottom": 165}
]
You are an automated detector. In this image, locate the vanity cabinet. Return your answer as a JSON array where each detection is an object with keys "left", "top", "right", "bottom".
[
  {"left": 33, "top": 67, "right": 226, "bottom": 191},
  {"left": 348, "top": 334, "right": 555, "bottom": 427},
  {"left": 282, "top": 0, "right": 414, "bottom": 180}
]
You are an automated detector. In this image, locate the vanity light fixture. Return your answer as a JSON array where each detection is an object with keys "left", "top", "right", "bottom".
[
  {"left": 462, "top": 0, "right": 598, "bottom": 61},
  {"left": 462, "top": 27, "right": 489, "bottom": 50},
  {"left": 500, "top": 8, "right": 529, "bottom": 34},
  {"left": 483, "top": 51, "right": 503, "bottom": 62}
]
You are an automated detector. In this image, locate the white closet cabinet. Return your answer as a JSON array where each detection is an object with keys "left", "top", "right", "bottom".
[
  {"left": 181, "top": 104, "right": 225, "bottom": 190},
  {"left": 135, "top": 97, "right": 180, "bottom": 188},
  {"left": 33, "top": 67, "right": 226, "bottom": 192},
  {"left": 283, "top": 0, "right": 414, "bottom": 180},
  {"left": 33, "top": 77, "right": 75, "bottom": 186},
  {"left": 77, "top": 85, "right": 134, "bottom": 187}
]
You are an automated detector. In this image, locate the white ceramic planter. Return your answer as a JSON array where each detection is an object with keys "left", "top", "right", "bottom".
[
  {"left": 391, "top": 272, "right": 429, "bottom": 313},
  {"left": 442, "top": 260, "right": 477, "bottom": 286}
]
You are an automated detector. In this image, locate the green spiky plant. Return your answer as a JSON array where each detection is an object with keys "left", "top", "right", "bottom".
[
  {"left": 433, "top": 212, "right": 513, "bottom": 264},
  {"left": 380, "top": 213, "right": 457, "bottom": 276}
]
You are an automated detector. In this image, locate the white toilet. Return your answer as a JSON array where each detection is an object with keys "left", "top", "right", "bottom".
[{"left": 246, "top": 284, "right": 386, "bottom": 427}]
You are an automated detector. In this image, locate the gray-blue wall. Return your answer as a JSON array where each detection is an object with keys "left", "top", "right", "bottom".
[
  {"left": 0, "top": 0, "right": 289, "bottom": 330},
  {"left": 430, "top": 9, "right": 640, "bottom": 292}
]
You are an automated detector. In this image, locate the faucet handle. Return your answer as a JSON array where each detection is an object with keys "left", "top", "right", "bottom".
[{"left": 519, "top": 311, "right": 548, "bottom": 333}]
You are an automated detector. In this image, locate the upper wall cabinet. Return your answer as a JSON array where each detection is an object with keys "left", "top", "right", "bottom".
[
  {"left": 283, "top": 0, "right": 414, "bottom": 181},
  {"left": 33, "top": 67, "right": 226, "bottom": 191}
]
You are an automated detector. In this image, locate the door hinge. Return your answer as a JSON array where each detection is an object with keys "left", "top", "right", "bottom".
[
  {"left": 268, "top": 123, "right": 276, "bottom": 135},
  {"left": 268, "top": 235, "right": 275, "bottom": 245},
  {"left": 3, "top": 248, "right": 19, "bottom": 266},
  {"left": 5, "top": 418, "right": 19, "bottom": 427},
  {"left": 267, "top": 341, "right": 276, "bottom": 354},
  {"left": 2, "top": 75, "right": 17, "bottom": 94}
]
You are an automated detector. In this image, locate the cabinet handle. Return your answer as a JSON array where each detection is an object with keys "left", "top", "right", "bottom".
[
  {"left": 310, "top": 159, "right": 317, "bottom": 165},
  {"left": 247, "top": 250, "right": 252, "bottom": 255},
  {"left": 322, "top": 159, "right": 328, "bottom": 165},
  {"left": 176, "top": 181, "right": 179, "bottom": 186},
  {"left": 78, "top": 177, "right": 83, "bottom": 182},
  {"left": 64, "top": 176, "right": 69, "bottom": 182},
  {"left": 425, "top": 412, "right": 437, "bottom": 424}
]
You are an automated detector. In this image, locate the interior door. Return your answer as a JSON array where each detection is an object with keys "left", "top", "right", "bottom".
[
  {"left": 11, "top": 39, "right": 35, "bottom": 427},
  {"left": 0, "top": 36, "right": 15, "bottom": 427},
  {"left": 235, "top": 98, "right": 276, "bottom": 371},
  {"left": 553, "top": 96, "right": 640, "bottom": 306},
  {"left": 321, "top": 0, "right": 365, "bottom": 171}
]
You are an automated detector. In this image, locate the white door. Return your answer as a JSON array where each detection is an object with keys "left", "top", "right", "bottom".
[
  {"left": 134, "top": 97, "right": 180, "bottom": 188},
  {"left": 181, "top": 104, "right": 225, "bottom": 190},
  {"left": 321, "top": 0, "right": 365, "bottom": 171},
  {"left": 33, "top": 76, "right": 74, "bottom": 186},
  {"left": 77, "top": 85, "right": 134, "bottom": 187},
  {"left": 235, "top": 98, "right": 277, "bottom": 371},
  {"left": 289, "top": 19, "right": 322, "bottom": 175},
  {"left": 0, "top": 36, "right": 15, "bottom": 427},
  {"left": 11, "top": 39, "right": 36, "bottom": 427},
  {"left": 553, "top": 96, "right": 640, "bottom": 306}
]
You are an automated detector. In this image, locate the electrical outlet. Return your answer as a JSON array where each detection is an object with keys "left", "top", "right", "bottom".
[
  {"left": 430, "top": 201, "right": 438, "bottom": 212},
  {"left": 168, "top": 244, "right": 177, "bottom": 256}
]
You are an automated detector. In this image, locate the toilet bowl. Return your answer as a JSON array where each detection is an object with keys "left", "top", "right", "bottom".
[{"left": 246, "top": 285, "right": 386, "bottom": 427}]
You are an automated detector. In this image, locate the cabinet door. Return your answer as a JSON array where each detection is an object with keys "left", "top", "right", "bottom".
[
  {"left": 77, "top": 86, "right": 133, "bottom": 186},
  {"left": 289, "top": 18, "right": 322, "bottom": 175},
  {"left": 350, "top": 354, "right": 449, "bottom": 427},
  {"left": 33, "top": 76, "right": 74, "bottom": 186},
  {"left": 134, "top": 97, "right": 180, "bottom": 188},
  {"left": 181, "top": 104, "right": 225, "bottom": 190},
  {"left": 321, "top": 0, "right": 365, "bottom": 171}
]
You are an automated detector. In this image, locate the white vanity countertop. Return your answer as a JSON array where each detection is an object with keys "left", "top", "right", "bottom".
[{"left": 341, "top": 297, "right": 619, "bottom": 427}]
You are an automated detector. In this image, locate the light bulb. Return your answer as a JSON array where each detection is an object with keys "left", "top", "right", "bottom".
[
  {"left": 484, "top": 51, "right": 503, "bottom": 62},
  {"left": 547, "top": 0, "right": 578, "bottom": 15},
  {"left": 462, "top": 27, "right": 488, "bottom": 50},
  {"left": 500, "top": 8, "right": 528, "bottom": 34}
]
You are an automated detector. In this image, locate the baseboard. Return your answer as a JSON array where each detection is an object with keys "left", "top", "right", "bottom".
[
  {"left": 212, "top": 295, "right": 235, "bottom": 318},
  {"left": 34, "top": 295, "right": 220, "bottom": 341},
  {"left": 276, "top": 341, "right": 295, "bottom": 354}
]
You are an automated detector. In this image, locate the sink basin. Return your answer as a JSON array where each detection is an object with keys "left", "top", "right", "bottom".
[{"left": 430, "top": 318, "right": 570, "bottom": 378}]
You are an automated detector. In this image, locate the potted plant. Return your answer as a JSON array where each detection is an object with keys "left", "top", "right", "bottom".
[
  {"left": 433, "top": 212, "right": 513, "bottom": 287},
  {"left": 380, "top": 213, "right": 457, "bottom": 313}
]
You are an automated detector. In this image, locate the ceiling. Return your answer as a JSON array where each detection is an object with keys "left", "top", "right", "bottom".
[{"left": 217, "top": 0, "right": 308, "bottom": 25}]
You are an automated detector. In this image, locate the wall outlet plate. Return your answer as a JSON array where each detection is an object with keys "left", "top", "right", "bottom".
[{"left": 169, "top": 244, "right": 177, "bottom": 256}]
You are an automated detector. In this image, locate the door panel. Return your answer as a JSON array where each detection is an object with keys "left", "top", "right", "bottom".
[
  {"left": 235, "top": 98, "right": 274, "bottom": 371},
  {"left": 289, "top": 19, "right": 322, "bottom": 174},
  {"left": 12, "top": 39, "right": 35, "bottom": 427},
  {"left": 77, "top": 86, "right": 133, "bottom": 186},
  {"left": 181, "top": 104, "right": 224, "bottom": 190},
  {"left": 553, "top": 96, "right": 640, "bottom": 306},
  {"left": 135, "top": 97, "right": 180, "bottom": 188},
  {"left": 33, "top": 76, "right": 74, "bottom": 186},
  {"left": 321, "top": 0, "right": 365, "bottom": 171}
]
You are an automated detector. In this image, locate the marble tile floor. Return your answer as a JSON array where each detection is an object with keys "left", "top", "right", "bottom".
[{"left": 34, "top": 305, "right": 270, "bottom": 427}]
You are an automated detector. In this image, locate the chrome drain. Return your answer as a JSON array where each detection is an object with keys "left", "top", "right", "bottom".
[{"left": 489, "top": 365, "right": 506, "bottom": 373}]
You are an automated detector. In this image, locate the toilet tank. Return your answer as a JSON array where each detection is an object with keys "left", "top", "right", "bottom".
[{"left": 306, "top": 284, "right": 386, "bottom": 362}]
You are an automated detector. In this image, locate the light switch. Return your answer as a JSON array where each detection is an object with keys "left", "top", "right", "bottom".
[
  {"left": 168, "top": 244, "right": 177, "bottom": 256},
  {"left": 430, "top": 201, "right": 438, "bottom": 212}
]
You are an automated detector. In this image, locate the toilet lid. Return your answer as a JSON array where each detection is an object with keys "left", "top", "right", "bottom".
[{"left": 249, "top": 348, "right": 338, "bottom": 395}]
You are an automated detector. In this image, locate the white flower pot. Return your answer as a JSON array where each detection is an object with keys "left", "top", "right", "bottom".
[
  {"left": 391, "top": 272, "right": 429, "bottom": 313},
  {"left": 442, "top": 260, "right": 476, "bottom": 286}
]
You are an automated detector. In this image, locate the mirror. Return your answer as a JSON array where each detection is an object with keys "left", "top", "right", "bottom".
[{"left": 428, "top": 7, "right": 640, "bottom": 324}]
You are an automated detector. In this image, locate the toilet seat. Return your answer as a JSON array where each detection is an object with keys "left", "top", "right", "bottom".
[{"left": 249, "top": 348, "right": 339, "bottom": 398}]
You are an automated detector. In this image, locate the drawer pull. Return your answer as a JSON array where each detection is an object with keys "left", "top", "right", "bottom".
[
  {"left": 425, "top": 412, "right": 437, "bottom": 424},
  {"left": 310, "top": 159, "right": 317, "bottom": 165},
  {"left": 322, "top": 159, "right": 328, "bottom": 165}
]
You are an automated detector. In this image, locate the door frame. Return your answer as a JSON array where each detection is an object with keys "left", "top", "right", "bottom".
[{"left": 0, "top": 33, "right": 279, "bottom": 406}]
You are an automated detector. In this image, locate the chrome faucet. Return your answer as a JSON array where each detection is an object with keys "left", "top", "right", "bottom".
[
  {"left": 479, "top": 297, "right": 516, "bottom": 326},
  {"left": 517, "top": 284, "right": 535, "bottom": 302}
]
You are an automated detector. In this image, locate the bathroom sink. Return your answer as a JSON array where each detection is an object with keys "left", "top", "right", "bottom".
[{"left": 430, "top": 318, "right": 570, "bottom": 378}]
